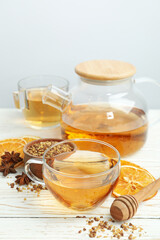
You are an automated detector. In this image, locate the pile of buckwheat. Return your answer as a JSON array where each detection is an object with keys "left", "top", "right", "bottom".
[
  {"left": 27, "top": 141, "right": 74, "bottom": 158},
  {"left": 76, "top": 216, "right": 145, "bottom": 239}
]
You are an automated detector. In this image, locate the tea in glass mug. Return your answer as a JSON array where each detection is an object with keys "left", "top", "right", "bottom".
[
  {"left": 25, "top": 139, "right": 120, "bottom": 211},
  {"left": 13, "top": 75, "right": 69, "bottom": 129}
]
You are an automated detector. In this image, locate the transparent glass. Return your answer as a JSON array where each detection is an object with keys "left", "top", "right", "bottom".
[
  {"left": 13, "top": 75, "right": 69, "bottom": 129},
  {"left": 43, "top": 77, "right": 149, "bottom": 156},
  {"left": 25, "top": 139, "right": 120, "bottom": 211}
]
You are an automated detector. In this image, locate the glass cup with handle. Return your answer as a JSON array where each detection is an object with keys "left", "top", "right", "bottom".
[
  {"left": 13, "top": 75, "right": 69, "bottom": 129},
  {"left": 25, "top": 139, "right": 120, "bottom": 211}
]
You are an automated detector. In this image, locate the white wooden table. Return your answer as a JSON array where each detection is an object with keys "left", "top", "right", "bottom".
[{"left": 0, "top": 109, "right": 160, "bottom": 240}]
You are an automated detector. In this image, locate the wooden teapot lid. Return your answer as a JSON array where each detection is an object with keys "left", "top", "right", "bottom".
[{"left": 75, "top": 60, "right": 136, "bottom": 80}]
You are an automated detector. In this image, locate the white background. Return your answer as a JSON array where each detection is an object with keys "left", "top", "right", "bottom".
[{"left": 0, "top": 0, "right": 160, "bottom": 108}]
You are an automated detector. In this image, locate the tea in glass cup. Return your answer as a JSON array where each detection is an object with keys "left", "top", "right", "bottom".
[
  {"left": 13, "top": 75, "right": 69, "bottom": 129},
  {"left": 25, "top": 139, "right": 120, "bottom": 211}
]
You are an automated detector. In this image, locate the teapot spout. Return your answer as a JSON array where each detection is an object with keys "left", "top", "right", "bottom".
[{"left": 42, "top": 85, "right": 71, "bottom": 112}]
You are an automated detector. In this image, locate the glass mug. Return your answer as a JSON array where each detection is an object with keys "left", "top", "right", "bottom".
[
  {"left": 13, "top": 75, "right": 69, "bottom": 129},
  {"left": 25, "top": 139, "right": 120, "bottom": 211}
]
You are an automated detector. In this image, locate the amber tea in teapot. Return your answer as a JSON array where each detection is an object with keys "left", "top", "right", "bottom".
[{"left": 61, "top": 104, "right": 148, "bottom": 157}]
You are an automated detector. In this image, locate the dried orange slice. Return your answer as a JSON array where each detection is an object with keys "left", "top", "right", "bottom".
[
  {"left": 121, "top": 159, "right": 143, "bottom": 169},
  {"left": 0, "top": 141, "right": 24, "bottom": 166},
  {"left": 0, "top": 138, "right": 26, "bottom": 145},
  {"left": 109, "top": 159, "right": 143, "bottom": 169},
  {"left": 112, "top": 165, "right": 156, "bottom": 201},
  {"left": 21, "top": 136, "right": 40, "bottom": 143}
]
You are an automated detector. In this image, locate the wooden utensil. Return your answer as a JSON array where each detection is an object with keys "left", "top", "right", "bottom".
[{"left": 110, "top": 177, "right": 160, "bottom": 221}]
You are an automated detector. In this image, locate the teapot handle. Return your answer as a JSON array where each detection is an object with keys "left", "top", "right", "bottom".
[
  {"left": 135, "top": 77, "right": 160, "bottom": 126},
  {"left": 135, "top": 77, "right": 160, "bottom": 88}
]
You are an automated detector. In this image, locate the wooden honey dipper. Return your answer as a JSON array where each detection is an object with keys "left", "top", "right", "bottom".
[{"left": 110, "top": 177, "right": 160, "bottom": 221}]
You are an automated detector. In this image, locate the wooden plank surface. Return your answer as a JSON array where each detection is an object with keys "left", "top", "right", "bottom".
[
  {"left": 0, "top": 218, "right": 160, "bottom": 240},
  {"left": 0, "top": 169, "right": 159, "bottom": 218},
  {"left": 0, "top": 109, "right": 160, "bottom": 239}
]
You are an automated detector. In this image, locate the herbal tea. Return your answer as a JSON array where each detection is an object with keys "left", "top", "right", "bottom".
[
  {"left": 44, "top": 151, "right": 118, "bottom": 210},
  {"left": 23, "top": 88, "right": 61, "bottom": 128},
  {"left": 61, "top": 104, "right": 148, "bottom": 156}
]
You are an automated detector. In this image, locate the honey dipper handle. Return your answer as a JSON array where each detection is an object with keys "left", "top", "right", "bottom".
[{"left": 134, "top": 178, "right": 160, "bottom": 203}]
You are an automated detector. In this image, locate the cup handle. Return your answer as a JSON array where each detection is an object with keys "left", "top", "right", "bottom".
[
  {"left": 13, "top": 91, "right": 20, "bottom": 109},
  {"left": 13, "top": 90, "right": 29, "bottom": 110},
  {"left": 25, "top": 158, "right": 45, "bottom": 186}
]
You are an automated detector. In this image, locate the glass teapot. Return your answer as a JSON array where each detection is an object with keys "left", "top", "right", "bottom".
[{"left": 43, "top": 60, "right": 155, "bottom": 157}]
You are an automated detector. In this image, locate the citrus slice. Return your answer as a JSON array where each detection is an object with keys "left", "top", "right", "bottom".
[
  {"left": 0, "top": 141, "right": 24, "bottom": 167},
  {"left": 21, "top": 136, "right": 40, "bottom": 143},
  {"left": 112, "top": 165, "right": 157, "bottom": 201},
  {"left": 109, "top": 159, "right": 143, "bottom": 169},
  {"left": 0, "top": 138, "right": 26, "bottom": 145},
  {"left": 121, "top": 159, "right": 143, "bottom": 169}
]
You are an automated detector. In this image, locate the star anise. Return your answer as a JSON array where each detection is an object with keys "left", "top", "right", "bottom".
[
  {"left": 0, "top": 162, "right": 17, "bottom": 176},
  {"left": 1, "top": 151, "right": 23, "bottom": 165},
  {"left": 15, "top": 172, "right": 31, "bottom": 185}
]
